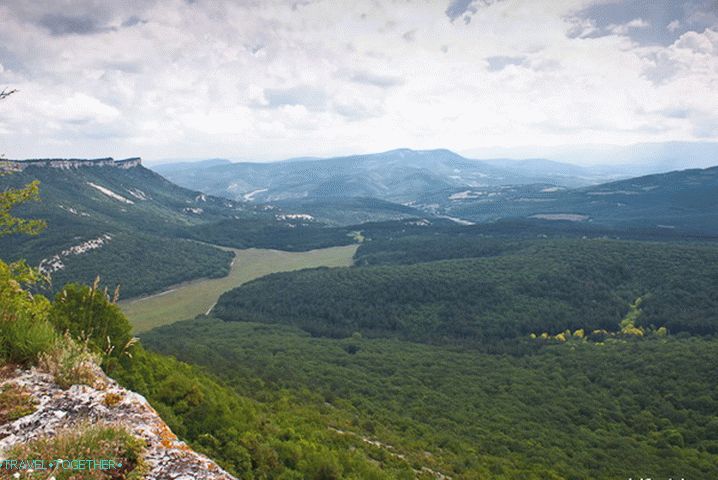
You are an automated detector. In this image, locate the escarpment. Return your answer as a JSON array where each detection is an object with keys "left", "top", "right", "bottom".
[{"left": 0, "top": 365, "right": 235, "bottom": 480}]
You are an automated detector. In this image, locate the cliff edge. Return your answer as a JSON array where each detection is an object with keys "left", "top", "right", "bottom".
[
  {"left": 0, "top": 365, "right": 235, "bottom": 480},
  {"left": 0, "top": 158, "right": 142, "bottom": 172}
]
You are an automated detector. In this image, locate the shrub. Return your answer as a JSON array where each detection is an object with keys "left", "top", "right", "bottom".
[
  {"left": 103, "top": 392, "right": 124, "bottom": 408},
  {"left": 0, "top": 259, "right": 58, "bottom": 365},
  {"left": 50, "top": 281, "right": 135, "bottom": 362}
]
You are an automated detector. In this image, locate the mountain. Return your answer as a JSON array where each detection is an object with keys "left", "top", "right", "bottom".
[
  {"left": 479, "top": 157, "right": 614, "bottom": 181},
  {"left": 152, "top": 148, "right": 603, "bottom": 207},
  {"left": 0, "top": 158, "right": 354, "bottom": 298},
  {"left": 433, "top": 165, "right": 718, "bottom": 234},
  {"left": 463, "top": 141, "right": 718, "bottom": 175}
]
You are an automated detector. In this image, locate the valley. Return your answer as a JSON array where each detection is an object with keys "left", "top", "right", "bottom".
[
  {"left": 3, "top": 4, "right": 718, "bottom": 479},
  {"left": 122, "top": 244, "right": 358, "bottom": 333},
  {"left": 2, "top": 153, "right": 718, "bottom": 479}
]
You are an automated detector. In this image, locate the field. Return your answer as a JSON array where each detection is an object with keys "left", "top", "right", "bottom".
[{"left": 120, "top": 244, "right": 358, "bottom": 333}]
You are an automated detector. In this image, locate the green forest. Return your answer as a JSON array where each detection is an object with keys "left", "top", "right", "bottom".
[
  {"left": 214, "top": 238, "right": 718, "bottom": 343},
  {"left": 138, "top": 317, "right": 718, "bottom": 479}
]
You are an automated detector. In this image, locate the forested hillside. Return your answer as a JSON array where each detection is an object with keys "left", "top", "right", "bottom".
[
  {"left": 140, "top": 318, "right": 718, "bottom": 479},
  {"left": 0, "top": 162, "right": 354, "bottom": 298},
  {"left": 214, "top": 238, "right": 718, "bottom": 343},
  {"left": 143, "top": 230, "right": 718, "bottom": 479},
  {"left": 435, "top": 165, "right": 718, "bottom": 232}
]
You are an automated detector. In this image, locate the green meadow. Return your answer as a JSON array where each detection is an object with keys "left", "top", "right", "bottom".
[{"left": 121, "top": 244, "right": 358, "bottom": 333}]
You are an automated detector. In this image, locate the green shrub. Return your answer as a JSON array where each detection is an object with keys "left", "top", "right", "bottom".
[
  {"left": 0, "top": 259, "right": 58, "bottom": 365},
  {"left": 50, "top": 281, "right": 135, "bottom": 362}
]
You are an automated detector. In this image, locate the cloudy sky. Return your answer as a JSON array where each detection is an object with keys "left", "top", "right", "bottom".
[{"left": 0, "top": 0, "right": 716, "bottom": 162}]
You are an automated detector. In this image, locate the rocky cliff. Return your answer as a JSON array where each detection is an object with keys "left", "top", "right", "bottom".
[
  {"left": 0, "top": 365, "right": 235, "bottom": 480},
  {"left": 0, "top": 157, "right": 142, "bottom": 172}
]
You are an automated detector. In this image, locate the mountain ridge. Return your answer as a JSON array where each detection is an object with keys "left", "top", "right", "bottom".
[{"left": 1, "top": 157, "right": 142, "bottom": 172}]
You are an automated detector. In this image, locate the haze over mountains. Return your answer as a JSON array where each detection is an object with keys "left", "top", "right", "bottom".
[
  {"left": 153, "top": 147, "right": 718, "bottom": 232},
  {"left": 464, "top": 141, "right": 718, "bottom": 174},
  {"left": 153, "top": 148, "right": 612, "bottom": 204}
]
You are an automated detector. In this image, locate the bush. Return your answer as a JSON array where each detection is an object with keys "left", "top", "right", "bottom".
[
  {"left": 50, "top": 281, "right": 135, "bottom": 361},
  {"left": 0, "top": 259, "right": 58, "bottom": 365},
  {"left": 0, "top": 383, "right": 36, "bottom": 423}
]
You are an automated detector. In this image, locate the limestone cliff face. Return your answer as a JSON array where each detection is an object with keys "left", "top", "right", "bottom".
[
  {"left": 0, "top": 366, "right": 235, "bottom": 480},
  {"left": 0, "top": 157, "right": 142, "bottom": 172}
]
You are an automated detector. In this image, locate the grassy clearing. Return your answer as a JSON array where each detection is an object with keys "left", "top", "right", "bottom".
[{"left": 121, "top": 244, "right": 358, "bottom": 333}]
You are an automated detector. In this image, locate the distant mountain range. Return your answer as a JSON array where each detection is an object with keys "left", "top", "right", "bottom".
[
  {"left": 463, "top": 141, "right": 718, "bottom": 175},
  {"left": 152, "top": 148, "right": 613, "bottom": 206},
  {"left": 4, "top": 150, "right": 718, "bottom": 298},
  {"left": 153, "top": 148, "right": 718, "bottom": 233},
  {"left": 435, "top": 165, "right": 718, "bottom": 234}
]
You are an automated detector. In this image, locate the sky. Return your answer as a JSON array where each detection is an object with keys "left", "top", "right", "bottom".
[{"left": 0, "top": 0, "right": 717, "bottom": 162}]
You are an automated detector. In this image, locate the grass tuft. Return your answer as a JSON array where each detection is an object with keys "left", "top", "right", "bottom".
[{"left": 7, "top": 423, "right": 146, "bottom": 479}]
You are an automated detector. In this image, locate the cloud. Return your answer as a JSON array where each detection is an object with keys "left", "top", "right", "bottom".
[
  {"left": 486, "top": 55, "right": 526, "bottom": 71},
  {"left": 402, "top": 29, "right": 416, "bottom": 42},
  {"left": 445, "top": 0, "right": 501, "bottom": 23},
  {"left": 0, "top": 0, "right": 716, "bottom": 161},
  {"left": 262, "top": 86, "right": 328, "bottom": 111},
  {"left": 121, "top": 16, "right": 147, "bottom": 28},
  {"left": 608, "top": 18, "right": 649, "bottom": 35},
  {"left": 39, "top": 13, "right": 116, "bottom": 36},
  {"left": 568, "top": 0, "right": 718, "bottom": 45},
  {"left": 346, "top": 71, "right": 404, "bottom": 88},
  {"left": 445, "top": 0, "right": 475, "bottom": 21}
]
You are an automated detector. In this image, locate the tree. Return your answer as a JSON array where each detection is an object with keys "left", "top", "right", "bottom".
[
  {"left": 0, "top": 102, "right": 55, "bottom": 363},
  {"left": 0, "top": 87, "right": 46, "bottom": 237}
]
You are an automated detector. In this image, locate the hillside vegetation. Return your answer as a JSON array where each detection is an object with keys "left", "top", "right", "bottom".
[
  {"left": 435, "top": 165, "right": 718, "bottom": 232},
  {"left": 0, "top": 163, "right": 354, "bottom": 298},
  {"left": 214, "top": 238, "right": 718, "bottom": 343},
  {"left": 141, "top": 317, "right": 718, "bottom": 479}
]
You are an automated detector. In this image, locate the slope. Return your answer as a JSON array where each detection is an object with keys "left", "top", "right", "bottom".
[
  {"left": 213, "top": 238, "right": 718, "bottom": 343},
  {"left": 439, "top": 165, "right": 718, "bottom": 233},
  {"left": 0, "top": 160, "right": 354, "bottom": 297}
]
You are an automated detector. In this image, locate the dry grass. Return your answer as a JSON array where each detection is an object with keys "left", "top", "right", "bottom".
[{"left": 38, "top": 332, "right": 100, "bottom": 389}]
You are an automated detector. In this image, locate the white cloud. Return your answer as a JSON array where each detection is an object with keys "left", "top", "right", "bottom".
[
  {"left": 0, "top": 0, "right": 716, "bottom": 161},
  {"left": 608, "top": 18, "right": 649, "bottom": 34}
]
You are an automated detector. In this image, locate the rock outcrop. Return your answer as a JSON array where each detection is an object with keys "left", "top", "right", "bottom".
[
  {"left": 0, "top": 366, "right": 235, "bottom": 480},
  {"left": 0, "top": 157, "right": 141, "bottom": 172}
]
